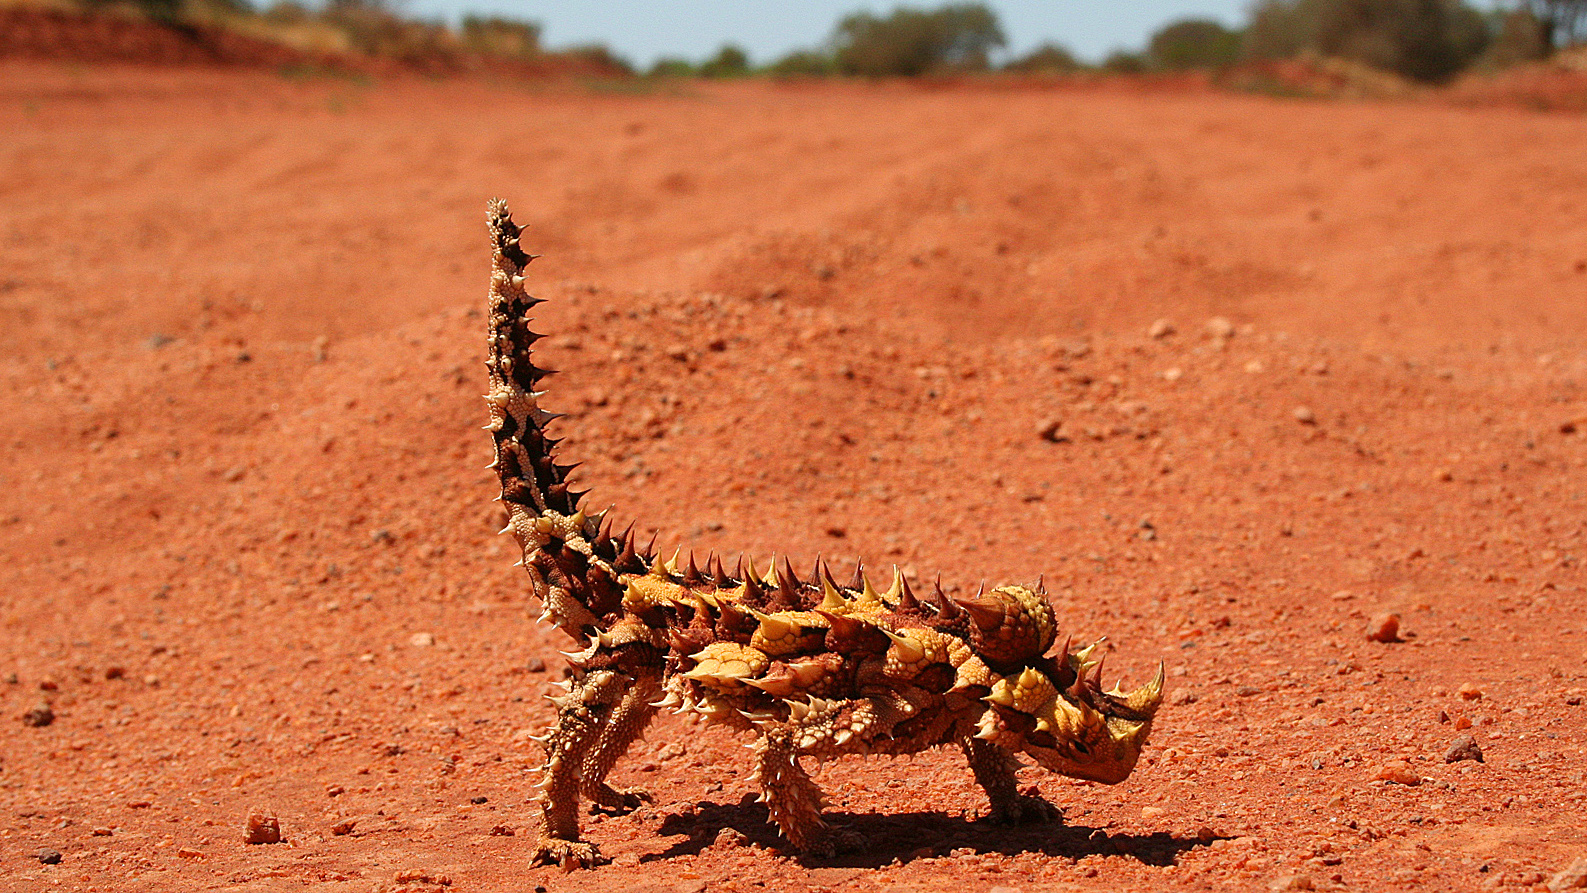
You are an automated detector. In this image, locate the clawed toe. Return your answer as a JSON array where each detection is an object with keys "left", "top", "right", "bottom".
[
  {"left": 531, "top": 836, "right": 608, "bottom": 870},
  {"left": 989, "top": 793, "right": 1062, "bottom": 825}
]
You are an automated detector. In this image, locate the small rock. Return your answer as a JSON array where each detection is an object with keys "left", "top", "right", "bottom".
[
  {"left": 244, "top": 812, "right": 282, "bottom": 844},
  {"left": 1454, "top": 715, "right": 1473, "bottom": 730},
  {"left": 1444, "top": 735, "right": 1484, "bottom": 764},
  {"left": 1373, "top": 760, "right": 1422, "bottom": 786},
  {"left": 1141, "top": 806, "right": 1166, "bottom": 819},
  {"left": 711, "top": 827, "right": 750, "bottom": 849},
  {"left": 1037, "top": 418, "right": 1067, "bottom": 443},
  {"left": 36, "top": 848, "right": 62, "bottom": 865},
  {"left": 409, "top": 632, "right": 435, "bottom": 647},
  {"left": 104, "top": 666, "right": 126, "bottom": 680},
  {"left": 1549, "top": 858, "right": 1587, "bottom": 891},
  {"left": 330, "top": 818, "right": 358, "bottom": 836},
  {"left": 1205, "top": 317, "right": 1236, "bottom": 340},
  {"left": 176, "top": 847, "right": 204, "bottom": 860},
  {"left": 489, "top": 824, "right": 515, "bottom": 836},
  {"left": 394, "top": 869, "right": 451, "bottom": 886},
  {"left": 1148, "top": 318, "right": 1176, "bottom": 339},
  {"left": 23, "top": 703, "right": 54, "bottom": 727},
  {"left": 525, "top": 657, "right": 546, "bottom": 673},
  {"left": 1270, "top": 875, "right": 1314, "bottom": 891},
  {"left": 1293, "top": 405, "right": 1317, "bottom": 425},
  {"left": 1459, "top": 683, "right": 1484, "bottom": 701},
  {"left": 1366, "top": 613, "right": 1401, "bottom": 643}
]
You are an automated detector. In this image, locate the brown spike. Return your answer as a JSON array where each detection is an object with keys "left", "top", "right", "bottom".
[
  {"left": 846, "top": 561, "right": 866, "bottom": 592},
  {"left": 779, "top": 555, "right": 801, "bottom": 588},
  {"left": 810, "top": 555, "right": 825, "bottom": 589},
  {"left": 741, "top": 574, "right": 766, "bottom": 607},
  {"left": 1035, "top": 575, "right": 1047, "bottom": 596},
  {"left": 1088, "top": 654, "right": 1107, "bottom": 692},
  {"left": 682, "top": 552, "right": 703, "bottom": 587},
  {"left": 956, "top": 595, "right": 1004, "bottom": 632},
  {"left": 822, "top": 562, "right": 843, "bottom": 595},
  {"left": 776, "top": 566, "right": 801, "bottom": 609},
  {"left": 708, "top": 553, "right": 730, "bottom": 587},
  {"left": 897, "top": 575, "right": 919, "bottom": 612},
  {"left": 642, "top": 531, "right": 659, "bottom": 561},
  {"left": 931, "top": 577, "right": 961, "bottom": 620}
]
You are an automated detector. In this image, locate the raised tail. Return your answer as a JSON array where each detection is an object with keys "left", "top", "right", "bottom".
[{"left": 485, "top": 200, "right": 647, "bottom": 639}]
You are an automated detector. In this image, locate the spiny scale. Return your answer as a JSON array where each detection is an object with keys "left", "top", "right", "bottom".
[{"left": 482, "top": 200, "right": 1165, "bottom": 870}]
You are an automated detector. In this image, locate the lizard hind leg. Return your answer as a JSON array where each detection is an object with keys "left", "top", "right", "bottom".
[
  {"left": 959, "top": 736, "right": 1060, "bottom": 824},
  {"left": 531, "top": 669, "right": 629, "bottom": 869},
  {"left": 579, "top": 666, "right": 663, "bottom": 813}
]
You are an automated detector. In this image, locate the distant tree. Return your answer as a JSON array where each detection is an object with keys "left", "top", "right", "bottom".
[
  {"left": 1003, "top": 42, "right": 1083, "bottom": 73},
  {"left": 1245, "top": 0, "right": 1490, "bottom": 82},
  {"left": 460, "top": 15, "right": 541, "bottom": 58},
  {"left": 563, "top": 44, "right": 635, "bottom": 75},
  {"left": 1484, "top": 8, "right": 1551, "bottom": 64},
  {"left": 647, "top": 57, "right": 697, "bottom": 78},
  {"left": 768, "top": 49, "right": 837, "bottom": 76},
  {"left": 832, "top": 3, "right": 1006, "bottom": 76},
  {"left": 1100, "top": 49, "right": 1149, "bottom": 73},
  {"left": 1148, "top": 18, "right": 1244, "bottom": 69},
  {"left": 699, "top": 44, "right": 751, "bottom": 78},
  {"left": 1519, "top": 0, "right": 1587, "bottom": 49}
]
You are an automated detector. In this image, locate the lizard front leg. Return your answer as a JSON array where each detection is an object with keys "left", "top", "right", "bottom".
[
  {"left": 579, "top": 664, "right": 662, "bottom": 812},
  {"left": 532, "top": 669, "right": 627, "bottom": 869},
  {"left": 959, "top": 736, "right": 1059, "bottom": 824},
  {"left": 752, "top": 697, "right": 888, "bottom": 856}
]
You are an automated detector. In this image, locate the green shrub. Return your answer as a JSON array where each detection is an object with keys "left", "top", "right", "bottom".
[
  {"left": 768, "top": 49, "right": 837, "bottom": 76},
  {"left": 832, "top": 3, "right": 1005, "bottom": 76},
  {"left": 1245, "top": 0, "right": 1490, "bottom": 83},
  {"left": 1003, "top": 42, "right": 1083, "bottom": 73},
  {"left": 647, "top": 57, "right": 697, "bottom": 78},
  {"left": 1100, "top": 50, "right": 1148, "bottom": 74},
  {"left": 698, "top": 44, "right": 750, "bottom": 78},
  {"left": 460, "top": 15, "right": 540, "bottom": 58},
  {"left": 1148, "top": 18, "right": 1243, "bottom": 69}
]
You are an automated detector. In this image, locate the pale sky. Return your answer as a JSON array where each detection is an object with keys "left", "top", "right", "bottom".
[{"left": 404, "top": 1, "right": 1259, "bottom": 67}]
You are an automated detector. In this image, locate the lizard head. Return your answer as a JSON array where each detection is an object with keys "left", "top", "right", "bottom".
[{"left": 976, "top": 660, "right": 1164, "bottom": 785}]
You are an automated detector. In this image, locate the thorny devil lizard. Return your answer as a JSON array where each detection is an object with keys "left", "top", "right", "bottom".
[{"left": 482, "top": 200, "right": 1165, "bottom": 869}]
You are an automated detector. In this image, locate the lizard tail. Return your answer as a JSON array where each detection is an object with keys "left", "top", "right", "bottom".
[{"left": 485, "top": 200, "right": 645, "bottom": 639}]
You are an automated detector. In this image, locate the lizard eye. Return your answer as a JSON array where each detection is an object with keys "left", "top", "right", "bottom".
[{"left": 1070, "top": 739, "right": 1091, "bottom": 756}]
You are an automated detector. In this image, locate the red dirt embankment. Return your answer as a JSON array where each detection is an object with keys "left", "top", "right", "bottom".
[{"left": 0, "top": 63, "right": 1584, "bottom": 891}]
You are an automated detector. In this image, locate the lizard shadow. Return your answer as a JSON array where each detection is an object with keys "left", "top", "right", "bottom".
[{"left": 646, "top": 798, "right": 1217, "bottom": 868}]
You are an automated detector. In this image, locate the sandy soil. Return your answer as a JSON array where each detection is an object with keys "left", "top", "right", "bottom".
[{"left": 1, "top": 61, "right": 1585, "bottom": 892}]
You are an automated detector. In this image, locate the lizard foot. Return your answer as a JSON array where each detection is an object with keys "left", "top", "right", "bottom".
[
  {"left": 988, "top": 790, "right": 1062, "bottom": 825},
  {"left": 530, "top": 835, "right": 608, "bottom": 870},
  {"left": 586, "top": 784, "right": 653, "bottom": 814}
]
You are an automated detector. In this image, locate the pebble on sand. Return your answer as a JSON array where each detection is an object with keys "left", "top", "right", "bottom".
[
  {"left": 35, "top": 848, "right": 61, "bottom": 865},
  {"left": 1458, "top": 683, "right": 1484, "bottom": 701},
  {"left": 244, "top": 812, "right": 282, "bottom": 845},
  {"left": 1366, "top": 613, "right": 1401, "bottom": 643},
  {"left": 1444, "top": 735, "right": 1484, "bottom": 764},
  {"left": 1373, "top": 760, "right": 1422, "bottom": 786},
  {"left": 22, "top": 703, "right": 54, "bottom": 727},
  {"left": 1148, "top": 318, "right": 1176, "bottom": 339},
  {"left": 1293, "top": 406, "right": 1317, "bottom": 425}
]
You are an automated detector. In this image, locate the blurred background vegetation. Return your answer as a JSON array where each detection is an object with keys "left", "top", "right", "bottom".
[{"left": 19, "top": 0, "right": 1587, "bottom": 84}]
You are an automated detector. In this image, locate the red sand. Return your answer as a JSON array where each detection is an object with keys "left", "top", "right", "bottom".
[{"left": 1, "top": 61, "right": 1585, "bottom": 891}]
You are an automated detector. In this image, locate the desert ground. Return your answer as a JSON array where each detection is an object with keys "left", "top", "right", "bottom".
[{"left": 1, "top": 61, "right": 1585, "bottom": 892}]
